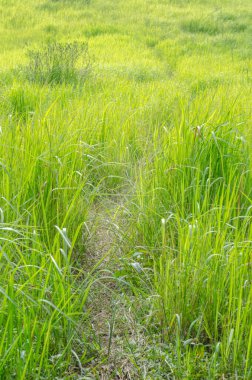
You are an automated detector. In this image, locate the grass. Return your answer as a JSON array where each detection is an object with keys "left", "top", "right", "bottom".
[
  {"left": 0, "top": 0, "right": 251, "bottom": 378},
  {"left": 26, "top": 41, "right": 90, "bottom": 84}
]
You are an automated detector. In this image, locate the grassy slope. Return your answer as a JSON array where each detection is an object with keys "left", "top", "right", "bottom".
[{"left": 0, "top": 0, "right": 251, "bottom": 378}]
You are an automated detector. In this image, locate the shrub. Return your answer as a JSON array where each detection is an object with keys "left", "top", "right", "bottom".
[{"left": 26, "top": 41, "right": 91, "bottom": 85}]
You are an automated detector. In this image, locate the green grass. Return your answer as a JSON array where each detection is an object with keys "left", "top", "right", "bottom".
[{"left": 0, "top": 0, "right": 251, "bottom": 378}]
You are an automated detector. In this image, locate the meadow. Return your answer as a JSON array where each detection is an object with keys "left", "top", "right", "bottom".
[{"left": 0, "top": 0, "right": 251, "bottom": 378}]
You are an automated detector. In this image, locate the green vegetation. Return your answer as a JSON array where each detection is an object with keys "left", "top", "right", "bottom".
[
  {"left": 26, "top": 41, "right": 90, "bottom": 84},
  {"left": 0, "top": 0, "right": 251, "bottom": 378}
]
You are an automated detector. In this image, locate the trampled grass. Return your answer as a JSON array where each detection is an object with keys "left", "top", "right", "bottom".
[{"left": 0, "top": 0, "right": 251, "bottom": 378}]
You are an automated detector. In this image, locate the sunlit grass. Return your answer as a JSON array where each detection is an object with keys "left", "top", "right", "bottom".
[{"left": 0, "top": 0, "right": 251, "bottom": 378}]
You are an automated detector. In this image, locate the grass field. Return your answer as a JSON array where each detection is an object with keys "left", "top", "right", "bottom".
[{"left": 0, "top": 0, "right": 251, "bottom": 378}]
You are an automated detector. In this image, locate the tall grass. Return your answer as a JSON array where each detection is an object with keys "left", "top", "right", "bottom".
[
  {"left": 26, "top": 42, "right": 90, "bottom": 85},
  {"left": 0, "top": 0, "right": 251, "bottom": 378},
  {"left": 0, "top": 99, "right": 98, "bottom": 377},
  {"left": 130, "top": 96, "right": 252, "bottom": 377}
]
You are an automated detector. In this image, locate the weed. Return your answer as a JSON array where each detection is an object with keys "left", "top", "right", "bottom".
[
  {"left": 181, "top": 19, "right": 221, "bottom": 35},
  {"left": 26, "top": 41, "right": 91, "bottom": 85},
  {"left": 7, "top": 85, "right": 36, "bottom": 119}
]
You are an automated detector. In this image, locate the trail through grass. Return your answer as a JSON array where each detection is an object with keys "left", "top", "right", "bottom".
[{"left": 0, "top": 0, "right": 251, "bottom": 378}]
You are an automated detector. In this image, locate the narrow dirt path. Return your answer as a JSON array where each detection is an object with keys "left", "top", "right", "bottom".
[{"left": 84, "top": 196, "right": 140, "bottom": 379}]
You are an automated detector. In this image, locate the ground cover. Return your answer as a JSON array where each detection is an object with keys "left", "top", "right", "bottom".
[{"left": 0, "top": 0, "right": 251, "bottom": 378}]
